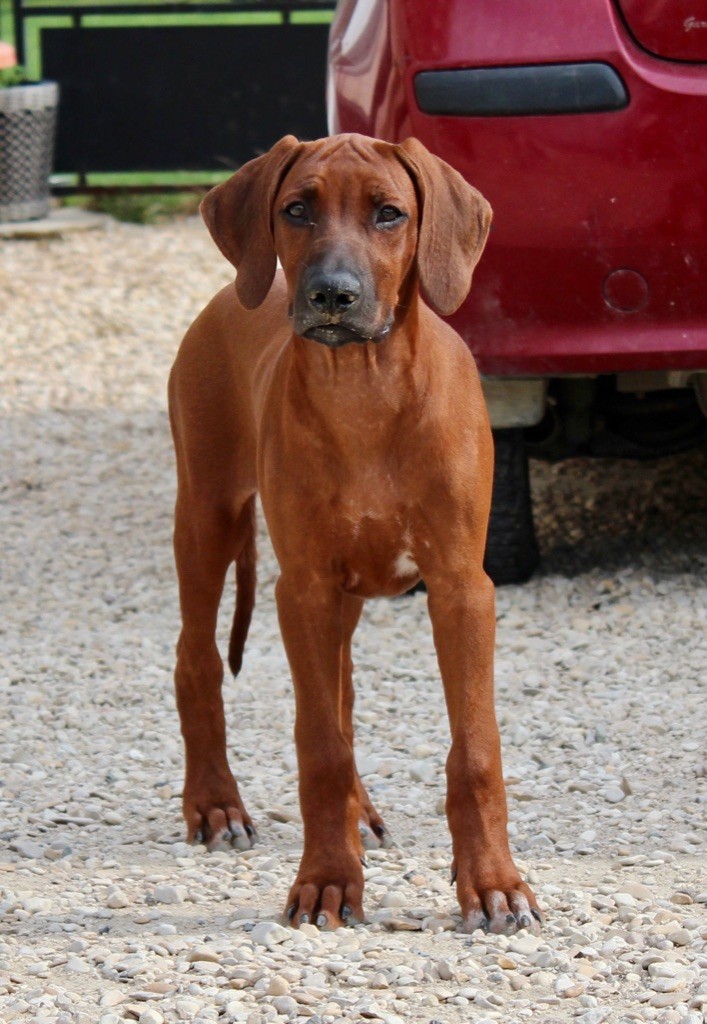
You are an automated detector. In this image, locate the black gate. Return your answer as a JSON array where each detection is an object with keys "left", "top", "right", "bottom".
[{"left": 9, "top": 0, "right": 336, "bottom": 185}]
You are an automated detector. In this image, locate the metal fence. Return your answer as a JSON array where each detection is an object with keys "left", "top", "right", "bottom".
[{"left": 6, "top": 0, "right": 336, "bottom": 186}]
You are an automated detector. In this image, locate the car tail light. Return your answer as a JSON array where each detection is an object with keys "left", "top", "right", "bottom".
[{"left": 616, "top": 0, "right": 707, "bottom": 61}]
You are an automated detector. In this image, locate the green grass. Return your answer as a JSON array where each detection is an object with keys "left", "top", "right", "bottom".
[
  {"left": 64, "top": 189, "right": 209, "bottom": 223},
  {"left": 52, "top": 168, "right": 233, "bottom": 196},
  {"left": 54, "top": 169, "right": 232, "bottom": 187},
  {"left": 0, "top": 0, "right": 15, "bottom": 44}
]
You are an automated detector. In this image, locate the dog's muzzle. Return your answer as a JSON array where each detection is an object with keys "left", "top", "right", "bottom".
[{"left": 293, "top": 267, "right": 388, "bottom": 347}]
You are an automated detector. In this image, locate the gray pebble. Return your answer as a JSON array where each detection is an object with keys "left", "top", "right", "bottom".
[{"left": 153, "top": 884, "right": 187, "bottom": 905}]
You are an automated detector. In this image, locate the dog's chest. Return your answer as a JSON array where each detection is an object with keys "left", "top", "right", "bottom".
[{"left": 336, "top": 507, "right": 422, "bottom": 597}]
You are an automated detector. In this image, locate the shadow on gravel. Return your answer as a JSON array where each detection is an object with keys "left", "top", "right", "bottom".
[{"left": 531, "top": 444, "right": 707, "bottom": 579}]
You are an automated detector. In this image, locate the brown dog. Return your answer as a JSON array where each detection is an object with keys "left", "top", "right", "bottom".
[{"left": 168, "top": 133, "right": 540, "bottom": 935}]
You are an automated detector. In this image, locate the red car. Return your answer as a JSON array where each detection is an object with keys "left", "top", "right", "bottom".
[{"left": 328, "top": 0, "right": 707, "bottom": 582}]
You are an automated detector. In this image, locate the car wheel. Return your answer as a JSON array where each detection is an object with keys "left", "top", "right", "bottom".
[{"left": 484, "top": 428, "right": 539, "bottom": 585}]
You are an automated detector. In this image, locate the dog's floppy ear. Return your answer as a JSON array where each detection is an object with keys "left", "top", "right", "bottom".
[
  {"left": 200, "top": 135, "right": 300, "bottom": 309},
  {"left": 397, "top": 137, "right": 492, "bottom": 316}
]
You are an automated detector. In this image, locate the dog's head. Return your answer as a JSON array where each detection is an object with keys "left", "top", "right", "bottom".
[{"left": 201, "top": 134, "right": 492, "bottom": 346}]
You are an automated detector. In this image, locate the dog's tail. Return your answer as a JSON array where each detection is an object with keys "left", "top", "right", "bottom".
[{"left": 228, "top": 495, "right": 257, "bottom": 678}]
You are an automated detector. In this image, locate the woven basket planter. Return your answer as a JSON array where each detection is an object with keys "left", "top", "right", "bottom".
[{"left": 0, "top": 81, "right": 59, "bottom": 223}]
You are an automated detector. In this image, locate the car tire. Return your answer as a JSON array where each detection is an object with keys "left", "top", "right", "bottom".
[{"left": 484, "top": 428, "right": 539, "bottom": 585}]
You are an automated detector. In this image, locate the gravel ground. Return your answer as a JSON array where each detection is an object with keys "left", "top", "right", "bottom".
[{"left": 1, "top": 217, "right": 706, "bottom": 1024}]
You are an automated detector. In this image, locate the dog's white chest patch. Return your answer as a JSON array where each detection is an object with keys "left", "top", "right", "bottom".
[{"left": 394, "top": 548, "right": 418, "bottom": 578}]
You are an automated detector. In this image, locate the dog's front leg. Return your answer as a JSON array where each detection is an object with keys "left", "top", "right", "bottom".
[
  {"left": 427, "top": 570, "right": 541, "bottom": 935},
  {"left": 276, "top": 573, "right": 365, "bottom": 929}
]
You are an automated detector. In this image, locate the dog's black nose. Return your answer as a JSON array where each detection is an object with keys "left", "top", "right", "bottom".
[{"left": 305, "top": 269, "right": 361, "bottom": 315}]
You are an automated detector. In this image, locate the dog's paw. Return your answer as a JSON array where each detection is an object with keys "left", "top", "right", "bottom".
[
  {"left": 454, "top": 865, "right": 542, "bottom": 936},
  {"left": 460, "top": 889, "right": 543, "bottom": 936},
  {"left": 355, "top": 779, "right": 393, "bottom": 851},
  {"left": 183, "top": 770, "right": 257, "bottom": 852},
  {"left": 284, "top": 859, "right": 364, "bottom": 930},
  {"left": 185, "top": 801, "right": 257, "bottom": 852},
  {"left": 358, "top": 817, "right": 394, "bottom": 851}
]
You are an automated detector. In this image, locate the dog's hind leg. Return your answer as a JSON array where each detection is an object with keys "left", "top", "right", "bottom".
[{"left": 173, "top": 494, "right": 257, "bottom": 852}]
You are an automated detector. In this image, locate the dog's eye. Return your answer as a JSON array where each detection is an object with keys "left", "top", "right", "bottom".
[
  {"left": 284, "top": 202, "right": 307, "bottom": 221},
  {"left": 376, "top": 205, "right": 404, "bottom": 226}
]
